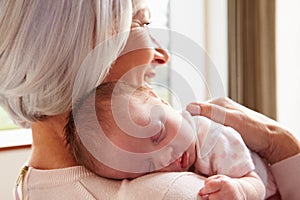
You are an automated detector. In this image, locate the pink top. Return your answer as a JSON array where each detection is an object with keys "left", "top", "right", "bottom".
[
  {"left": 271, "top": 153, "right": 300, "bottom": 200},
  {"left": 192, "top": 116, "right": 254, "bottom": 178},
  {"left": 189, "top": 114, "right": 279, "bottom": 198}
]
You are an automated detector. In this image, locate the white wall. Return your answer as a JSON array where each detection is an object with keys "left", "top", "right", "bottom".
[
  {"left": 205, "top": 0, "right": 228, "bottom": 98},
  {"left": 276, "top": 0, "right": 300, "bottom": 139},
  {"left": 147, "top": 0, "right": 228, "bottom": 109},
  {"left": 0, "top": 148, "right": 31, "bottom": 200},
  {"left": 168, "top": 0, "right": 228, "bottom": 109}
]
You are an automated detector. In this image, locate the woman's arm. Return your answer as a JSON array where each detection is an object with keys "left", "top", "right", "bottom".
[
  {"left": 186, "top": 97, "right": 300, "bottom": 164},
  {"left": 187, "top": 97, "right": 300, "bottom": 199}
]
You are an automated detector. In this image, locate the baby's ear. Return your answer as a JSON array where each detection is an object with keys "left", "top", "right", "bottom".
[{"left": 181, "top": 110, "right": 196, "bottom": 132}]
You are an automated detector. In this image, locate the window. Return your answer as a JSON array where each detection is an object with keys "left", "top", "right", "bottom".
[
  {"left": 0, "top": 107, "right": 31, "bottom": 149},
  {"left": 0, "top": 107, "right": 17, "bottom": 130},
  {"left": 276, "top": 0, "right": 300, "bottom": 140},
  {"left": 148, "top": 0, "right": 171, "bottom": 102},
  {"left": 150, "top": 0, "right": 228, "bottom": 110}
]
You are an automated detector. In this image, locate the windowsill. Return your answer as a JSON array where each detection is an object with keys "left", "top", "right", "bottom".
[{"left": 0, "top": 129, "right": 32, "bottom": 150}]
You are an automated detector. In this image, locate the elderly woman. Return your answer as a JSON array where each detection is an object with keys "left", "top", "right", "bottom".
[
  {"left": 0, "top": 0, "right": 299, "bottom": 199},
  {"left": 1, "top": 1, "right": 205, "bottom": 199}
]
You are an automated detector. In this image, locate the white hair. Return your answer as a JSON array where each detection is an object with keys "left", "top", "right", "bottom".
[{"left": 0, "top": 0, "right": 137, "bottom": 127}]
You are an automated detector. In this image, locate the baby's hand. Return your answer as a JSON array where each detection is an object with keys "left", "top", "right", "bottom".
[{"left": 199, "top": 174, "right": 245, "bottom": 200}]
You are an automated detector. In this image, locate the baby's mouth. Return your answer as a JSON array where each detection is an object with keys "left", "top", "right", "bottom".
[{"left": 177, "top": 151, "right": 189, "bottom": 169}]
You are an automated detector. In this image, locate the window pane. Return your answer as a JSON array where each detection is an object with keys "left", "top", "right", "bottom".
[
  {"left": 168, "top": 0, "right": 228, "bottom": 110},
  {"left": 276, "top": 0, "right": 300, "bottom": 140},
  {"left": 0, "top": 107, "right": 18, "bottom": 130},
  {"left": 148, "top": 0, "right": 171, "bottom": 103}
]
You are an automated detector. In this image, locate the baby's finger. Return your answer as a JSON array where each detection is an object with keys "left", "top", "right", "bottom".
[
  {"left": 204, "top": 174, "right": 225, "bottom": 184},
  {"left": 199, "top": 178, "right": 221, "bottom": 196},
  {"left": 202, "top": 193, "right": 222, "bottom": 200}
]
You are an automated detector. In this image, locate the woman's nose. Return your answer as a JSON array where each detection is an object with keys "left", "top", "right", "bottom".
[
  {"left": 150, "top": 35, "right": 169, "bottom": 65},
  {"left": 152, "top": 47, "right": 169, "bottom": 65}
]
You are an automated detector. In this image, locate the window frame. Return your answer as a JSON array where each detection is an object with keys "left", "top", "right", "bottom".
[{"left": 0, "top": 129, "right": 32, "bottom": 150}]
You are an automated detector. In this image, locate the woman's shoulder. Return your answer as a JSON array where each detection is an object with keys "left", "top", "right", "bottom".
[
  {"left": 121, "top": 172, "right": 204, "bottom": 199},
  {"left": 73, "top": 170, "right": 205, "bottom": 200},
  {"left": 23, "top": 166, "right": 204, "bottom": 200}
]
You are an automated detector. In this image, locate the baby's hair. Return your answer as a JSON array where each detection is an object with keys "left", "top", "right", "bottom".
[
  {"left": 65, "top": 82, "right": 118, "bottom": 171},
  {"left": 65, "top": 81, "right": 150, "bottom": 173}
]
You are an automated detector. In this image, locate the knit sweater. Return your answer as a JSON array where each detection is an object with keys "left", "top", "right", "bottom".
[
  {"left": 19, "top": 166, "right": 204, "bottom": 200},
  {"left": 15, "top": 153, "right": 300, "bottom": 199}
]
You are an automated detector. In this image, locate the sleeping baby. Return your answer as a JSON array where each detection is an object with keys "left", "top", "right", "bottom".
[{"left": 65, "top": 81, "right": 277, "bottom": 199}]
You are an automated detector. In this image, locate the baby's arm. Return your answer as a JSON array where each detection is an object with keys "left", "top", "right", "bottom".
[{"left": 199, "top": 171, "right": 265, "bottom": 200}]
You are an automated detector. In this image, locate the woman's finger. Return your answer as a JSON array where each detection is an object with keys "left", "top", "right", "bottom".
[
  {"left": 186, "top": 102, "right": 226, "bottom": 123},
  {"left": 204, "top": 174, "right": 226, "bottom": 183},
  {"left": 186, "top": 102, "right": 242, "bottom": 130},
  {"left": 186, "top": 100, "right": 274, "bottom": 159}
]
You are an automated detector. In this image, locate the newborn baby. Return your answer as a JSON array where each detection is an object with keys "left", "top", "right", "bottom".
[{"left": 65, "top": 81, "right": 271, "bottom": 199}]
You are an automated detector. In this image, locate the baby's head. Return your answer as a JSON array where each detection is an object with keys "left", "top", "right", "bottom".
[{"left": 65, "top": 81, "right": 197, "bottom": 179}]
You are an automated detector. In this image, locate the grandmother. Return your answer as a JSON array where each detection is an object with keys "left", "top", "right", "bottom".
[{"left": 0, "top": 0, "right": 299, "bottom": 199}]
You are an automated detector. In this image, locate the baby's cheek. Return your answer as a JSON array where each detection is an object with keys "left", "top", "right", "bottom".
[
  {"left": 129, "top": 106, "right": 150, "bottom": 126},
  {"left": 153, "top": 145, "right": 175, "bottom": 170}
]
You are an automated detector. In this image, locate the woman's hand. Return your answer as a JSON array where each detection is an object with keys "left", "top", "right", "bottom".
[{"left": 186, "top": 97, "right": 300, "bottom": 164}]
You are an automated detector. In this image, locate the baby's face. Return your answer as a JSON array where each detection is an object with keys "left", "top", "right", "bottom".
[{"left": 104, "top": 88, "right": 197, "bottom": 178}]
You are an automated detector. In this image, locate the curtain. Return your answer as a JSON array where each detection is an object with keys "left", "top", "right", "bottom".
[{"left": 228, "top": 0, "right": 277, "bottom": 119}]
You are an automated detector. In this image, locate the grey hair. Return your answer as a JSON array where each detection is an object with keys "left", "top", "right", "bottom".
[{"left": 0, "top": 0, "right": 137, "bottom": 127}]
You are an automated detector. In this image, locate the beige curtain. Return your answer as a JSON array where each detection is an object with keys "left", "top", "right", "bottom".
[{"left": 228, "top": 0, "right": 277, "bottom": 119}]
